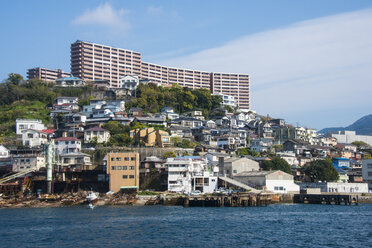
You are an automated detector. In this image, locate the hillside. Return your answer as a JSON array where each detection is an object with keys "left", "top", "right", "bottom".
[{"left": 319, "top": 114, "right": 372, "bottom": 135}]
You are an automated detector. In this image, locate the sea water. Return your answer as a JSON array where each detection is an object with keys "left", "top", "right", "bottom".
[{"left": 0, "top": 204, "right": 371, "bottom": 248}]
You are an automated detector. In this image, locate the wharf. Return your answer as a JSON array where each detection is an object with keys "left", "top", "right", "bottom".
[
  {"left": 184, "top": 193, "right": 272, "bottom": 207},
  {"left": 294, "top": 193, "right": 358, "bottom": 205}
]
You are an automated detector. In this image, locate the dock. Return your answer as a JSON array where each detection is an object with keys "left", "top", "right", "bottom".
[
  {"left": 294, "top": 194, "right": 358, "bottom": 205},
  {"left": 184, "top": 193, "right": 272, "bottom": 207}
]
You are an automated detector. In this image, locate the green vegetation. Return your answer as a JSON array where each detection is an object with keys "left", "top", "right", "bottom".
[
  {"left": 237, "top": 148, "right": 259, "bottom": 157},
  {"left": 171, "top": 137, "right": 198, "bottom": 148},
  {"left": 301, "top": 159, "right": 339, "bottom": 182},
  {"left": 126, "top": 83, "right": 222, "bottom": 116},
  {"left": 260, "top": 157, "right": 291, "bottom": 174},
  {"left": 138, "top": 191, "right": 161, "bottom": 196},
  {"left": 163, "top": 151, "right": 177, "bottom": 159},
  {"left": 0, "top": 73, "right": 93, "bottom": 137},
  {"left": 351, "top": 141, "right": 370, "bottom": 149}
]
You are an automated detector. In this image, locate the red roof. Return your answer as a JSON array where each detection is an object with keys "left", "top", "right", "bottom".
[
  {"left": 42, "top": 129, "right": 55, "bottom": 134},
  {"left": 54, "top": 137, "right": 80, "bottom": 141}
]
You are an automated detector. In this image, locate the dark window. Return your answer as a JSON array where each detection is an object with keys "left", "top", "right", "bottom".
[
  {"left": 122, "top": 175, "right": 128, "bottom": 179},
  {"left": 123, "top": 166, "right": 127, "bottom": 170},
  {"left": 129, "top": 166, "right": 134, "bottom": 170},
  {"left": 125, "top": 157, "right": 129, "bottom": 161},
  {"left": 111, "top": 166, "right": 115, "bottom": 170},
  {"left": 129, "top": 175, "right": 134, "bottom": 179},
  {"left": 131, "top": 157, "right": 135, "bottom": 161}
]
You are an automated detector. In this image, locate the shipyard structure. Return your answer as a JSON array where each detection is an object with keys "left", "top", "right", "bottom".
[{"left": 70, "top": 40, "right": 250, "bottom": 109}]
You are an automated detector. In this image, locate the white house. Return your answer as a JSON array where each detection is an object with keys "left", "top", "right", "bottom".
[
  {"left": 22, "top": 129, "right": 48, "bottom": 147},
  {"left": 55, "top": 96, "right": 78, "bottom": 105},
  {"left": 212, "top": 93, "right": 236, "bottom": 108},
  {"left": 60, "top": 152, "right": 92, "bottom": 170},
  {"left": 250, "top": 138, "right": 273, "bottom": 153},
  {"left": 56, "top": 76, "right": 85, "bottom": 87},
  {"left": 120, "top": 75, "right": 139, "bottom": 95},
  {"left": 84, "top": 127, "right": 111, "bottom": 143},
  {"left": 166, "top": 157, "right": 218, "bottom": 194},
  {"left": 16, "top": 119, "right": 46, "bottom": 135},
  {"left": 0, "top": 145, "right": 9, "bottom": 158},
  {"left": 234, "top": 170, "right": 300, "bottom": 193},
  {"left": 54, "top": 137, "right": 81, "bottom": 155}
]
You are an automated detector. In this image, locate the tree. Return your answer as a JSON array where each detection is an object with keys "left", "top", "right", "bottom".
[
  {"left": 352, "top": 141, "right": 370, "bottom": 150},
  {"left": 260, "top": 157, "right": 291, "bottom": 174},
  {"left": 237, "top": 148, "right": 259, "bottom": 157},
  {"left": 103, "top": 121, "right": 130, "bottom": 135},
  {"left": 6, "top": 73, "right": 24, "bottom": 86},
  {"left": 107, "top": 133, "right": 132, "bottom": 147},
  {"left": 163, "top": 151, "right": 176, "bottom": 159},
  {"left": 211, "top": 94, "right": 222, "bottom": 109},
  {"left": 301, "top": 159, "right": 339, "bottom": 182}
]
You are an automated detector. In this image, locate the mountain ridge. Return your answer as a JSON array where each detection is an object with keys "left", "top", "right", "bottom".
[{"left": 319, "top": 114, "right": 372, "bottom": 135}]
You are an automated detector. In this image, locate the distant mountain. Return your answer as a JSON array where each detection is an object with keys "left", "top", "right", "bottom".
[{"left": 319, "top": 114, "right": 372, "bottom": 135}]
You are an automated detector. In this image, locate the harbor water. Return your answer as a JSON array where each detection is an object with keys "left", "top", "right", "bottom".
[{"left": 0, "top": 204, "right": 371, "bottom": 247}]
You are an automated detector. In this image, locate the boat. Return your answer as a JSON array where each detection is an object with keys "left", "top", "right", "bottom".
[
  {"left": 86, "top": 191, "right": 99, "bottom": 202},
  {"left": 88, "top": 203, "right": 95, "bottom": 210}
]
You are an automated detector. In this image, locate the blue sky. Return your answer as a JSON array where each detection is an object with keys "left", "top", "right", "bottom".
[{"left": 1, "top": 0, "right": 372, "bottom": 130}]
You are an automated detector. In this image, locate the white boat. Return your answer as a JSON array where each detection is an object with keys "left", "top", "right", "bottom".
[
  {"left": 86, "top": 191, "right": 99, "bottom": 202},
  {"left": 88, "top": 203, "right": 95, "bottom": 210}
]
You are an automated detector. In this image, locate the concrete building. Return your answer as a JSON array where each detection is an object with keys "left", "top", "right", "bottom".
[
  {"left": 27, "top": 67, "right": 70, "bottom": 81},
  {"left": 331, "top": 131, "right": 372, "bottom": 147},
  {"left": 166, "top": 157, "right": 218, "bottom": 194},
  {"left": 362, "top": 159, "right": 372, "bottom": 191},
  {"left": 11, "top": 155, "right": 45, "bottom": 172},
  {"left": 220, "top": 157, "right": 259, "bottom": 177},
  {"left": 106, "top": 152, "right": 140, "bottom": 193},
  {"left": 21, "top": 129, "right": 49, "bottom": 148},
  {"left": 70, "top": 40, "right": 250, "bottom": 109},
  {"left": 234, "top": 170, "right": 300, "bottom": 193},
  {"left": 16, "top": 119, "right": 46, "bottom": 135},
  {"left": 130, "top": 127, "right": 171, "bottom": 148},
  {"left": 299, "top": 182, "right": 369, "bottom": 193}
]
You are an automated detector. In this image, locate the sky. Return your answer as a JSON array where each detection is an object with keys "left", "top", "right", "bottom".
[{"left": 1, "top": 0, "right": 372, "bottom": 130}]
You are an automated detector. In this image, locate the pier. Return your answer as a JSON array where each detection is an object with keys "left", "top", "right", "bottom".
[
  {"left": 183, "top": 193, "right": 272, "bottom": 207},
  {"left": 294, "top": 194, "right": 358, "bottom": 205}
]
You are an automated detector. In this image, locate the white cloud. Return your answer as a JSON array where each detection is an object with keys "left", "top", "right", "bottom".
[
  {"left": 73, "top": 3, "right": 130, "bottom": 30},
  {"left": 160, "top": 9, "right": 372, "bottom": 129}
]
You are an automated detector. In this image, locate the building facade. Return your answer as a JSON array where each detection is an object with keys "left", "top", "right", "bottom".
[
  {"left": 106, "top": 152, "right": 140, "bottom": 192},
  {"left": 71, "top": 40, "right": 250, "bottom": 109},
  {"left": 27, "top": 67, "right": 71, "bottom": 81}
]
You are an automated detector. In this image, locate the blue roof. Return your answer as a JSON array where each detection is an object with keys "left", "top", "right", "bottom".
[{"left": 177, "top": 156, "right": 201, "bottom": 159}]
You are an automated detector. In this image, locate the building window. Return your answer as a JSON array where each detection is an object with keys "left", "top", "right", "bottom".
[
  {"left": 125, "top": 157, "right": 129, "bottom": 161},
  {"left": 117, "top": 166, "right": 122, "bottom": 170},
  {"left": 116, "top": 157, "right": 121, "bottom": 161},
  {"left": 123, "top": 166, "right": 127, "bottom": 170},
  {"left": 233, "top": 170, "right": 237, "bottom": 173},
  {"left": 111, "top": 166, "right": 115, "bottom": 170},
  {"left": 131, "top": 157, "right": 135, "bottom": 161},
  {"left": 122, "top": 175, "right": 128, "bottom": 179},
  {"left": 111, "top": 157, "right": 114, "bottom": 161},
  {"left": 129, "top": 175, "right": 134, "bottom": 179},
  {"left": 129, "top": 166, "right": 134, "bottom": 170}
]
